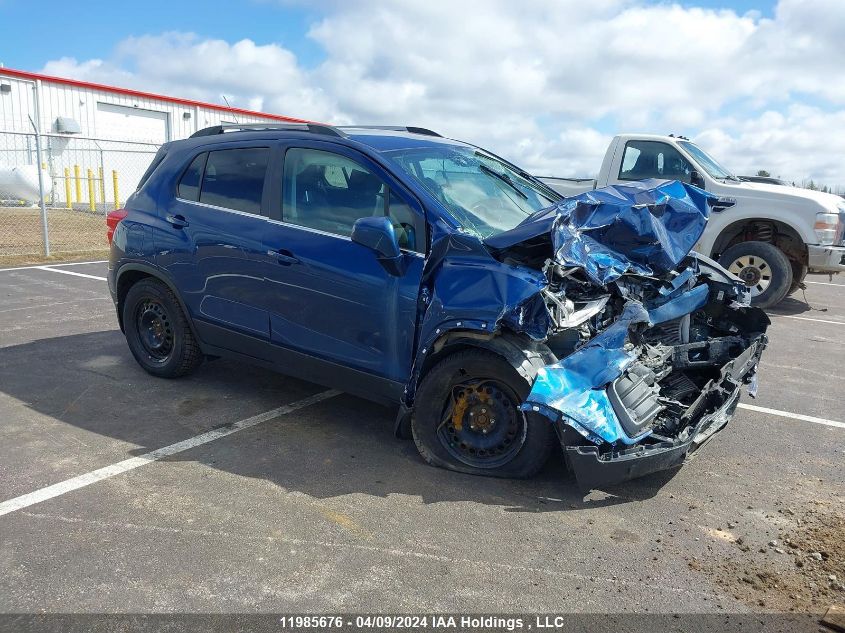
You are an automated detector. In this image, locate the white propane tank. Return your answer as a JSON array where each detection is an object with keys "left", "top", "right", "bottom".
[{"left": 0, "top": 165, "right": 53, "bottom": 203}]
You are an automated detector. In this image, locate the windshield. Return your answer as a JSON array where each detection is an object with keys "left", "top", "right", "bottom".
[
  {"left": 385, "top": 145, "right": 559, "bottom": 238},
  {"left": 679, "top": 141, "right": 736, "bottom": 180}
]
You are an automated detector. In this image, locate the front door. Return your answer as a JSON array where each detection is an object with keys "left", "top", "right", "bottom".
[
  {"left": 616, "top": 140, "right": 694, "bottom": 184},
  {"left": 260, "top": 142, "right": 427, "bottom": 388}
]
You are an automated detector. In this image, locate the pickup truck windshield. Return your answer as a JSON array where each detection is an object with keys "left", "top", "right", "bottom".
[
  {"left": 679, "top": 141, "right": 736, "bottom": 181},
  {"left": 386, "top": 146, "right": 558, "bottom": 238}
]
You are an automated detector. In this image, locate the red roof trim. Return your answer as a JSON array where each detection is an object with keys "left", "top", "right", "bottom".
[{"left": 0, "top": 67, "right": 310, "bottom": 123}]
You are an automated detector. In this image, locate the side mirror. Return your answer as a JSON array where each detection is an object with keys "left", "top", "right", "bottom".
[
  {"left": 690, "top": 170, "right": 706, "bottom": 189},
  {"left": 351, "top": 216, "right": 405, "bottom": 276}
]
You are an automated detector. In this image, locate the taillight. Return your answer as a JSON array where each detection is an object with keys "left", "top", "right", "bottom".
[{"left": 106, "top": 209, "right": 128, "bottom": 244}]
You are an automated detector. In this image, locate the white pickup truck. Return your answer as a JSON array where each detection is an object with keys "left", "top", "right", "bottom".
[{"left": 540, "top": 134, "right": 845, "bottom": 307}]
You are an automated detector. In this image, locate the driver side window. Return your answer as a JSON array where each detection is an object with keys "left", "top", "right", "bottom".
[
  {"left": 619, "top": 141, "right": 692, "bottom": 183},
  {"left": 282, "top": 148, "right": 424, "bottom": 252}
]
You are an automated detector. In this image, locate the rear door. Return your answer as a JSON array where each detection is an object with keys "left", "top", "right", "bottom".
[
  {"left": 159, "top": 143, "right": 273, "bottom": 355},
  {"left": 260, "top": 141, "right": 427, "bottom": 393}
]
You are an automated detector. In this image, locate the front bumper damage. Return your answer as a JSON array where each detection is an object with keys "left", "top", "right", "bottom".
[
  {"left": 564, "top": 335, "right": 765, "bottom": 488},
  {"left": 808, "top": 243, "right": 845, "bottom": 273}
]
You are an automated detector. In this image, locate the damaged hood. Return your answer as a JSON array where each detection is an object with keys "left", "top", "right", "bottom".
[{"left": 485, "top": 179, "right": 712, "bottom": 285}]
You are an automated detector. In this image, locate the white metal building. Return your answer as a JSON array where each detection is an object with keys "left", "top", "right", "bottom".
[
  {"left": 0, "top": 66, "right": 304, "bottom": 142},
  {"left": 0, "top": 67, "right": 305, "bottom": 205}
]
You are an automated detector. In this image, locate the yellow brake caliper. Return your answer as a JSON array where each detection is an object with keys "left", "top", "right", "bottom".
[
  {"left": 451, "top": 389, "right": 469, "bottom": 432},
  {"left": 451, "top": 384, "right": 491, "bottom": 432}
]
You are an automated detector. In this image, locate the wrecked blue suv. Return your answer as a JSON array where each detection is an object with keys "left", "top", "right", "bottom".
[{"left": 108, "top": 124, "right": 769, "bottom": 488}]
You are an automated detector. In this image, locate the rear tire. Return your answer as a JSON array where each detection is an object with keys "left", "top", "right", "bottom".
[
  {"left": 719, "top": 241, "right": 792, "bottom": 309},
  {"left": 123, "top": 278, "right": 203, "bottom": 378},
  {"left": 411, "top": 349, "right": 554, "bottom": 479}
]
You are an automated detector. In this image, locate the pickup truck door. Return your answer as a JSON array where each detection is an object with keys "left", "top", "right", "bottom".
[
  {"left": 259, "top": 141, "right": 427, "bottom": 400},
  {"left": 610, "top": 140, "right": 694, "bottom": 186}
]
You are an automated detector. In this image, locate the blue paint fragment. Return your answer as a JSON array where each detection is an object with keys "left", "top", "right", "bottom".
[
  {"left": 648, "top": 283, "right": 709, "bottom": 325},
  {"left": 523, "top": 302, "right": 650, "bottom": 445}
]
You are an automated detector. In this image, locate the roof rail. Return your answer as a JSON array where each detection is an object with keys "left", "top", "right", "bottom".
[
  {"left": 338, "top": 125, "right": 442, "bottom": 137},
  {"left": 190, "top": 123, "right": 345, "bottom": 138}
]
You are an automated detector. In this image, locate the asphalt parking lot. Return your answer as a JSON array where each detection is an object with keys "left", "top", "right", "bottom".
[{"left": 0, "top": 261, "right": 842, "bottom": 619}]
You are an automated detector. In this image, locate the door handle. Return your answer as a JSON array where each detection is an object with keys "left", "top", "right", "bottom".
[
  {"left": 166, "top": 214, "right": 189, "bottom": 228},
  {"left": 269, "top": 249, "right": 300, "bottom": 265}
]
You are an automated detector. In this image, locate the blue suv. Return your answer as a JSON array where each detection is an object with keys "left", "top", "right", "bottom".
[{"left": 108, "top": 124, "right": 768, "bottom": 487}]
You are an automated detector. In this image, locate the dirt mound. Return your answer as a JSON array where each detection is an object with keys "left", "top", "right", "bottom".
[{"left": 698, "top": 506, "right": 844, "bottom": 612}]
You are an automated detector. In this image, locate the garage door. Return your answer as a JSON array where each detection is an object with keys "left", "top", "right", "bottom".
[{"left": 96, "top": 103, "right": 169, "bottom": 143}]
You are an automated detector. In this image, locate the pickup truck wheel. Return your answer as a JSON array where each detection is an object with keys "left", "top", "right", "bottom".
[
  {"left": 411, "top": 349, "right": 554, "bottom": 479},
  {"left": 719, "top": 241, "right": 792, "bottom": 308},
  {"left": 123, "top": 278, "right": 203, "bottom": 378}
]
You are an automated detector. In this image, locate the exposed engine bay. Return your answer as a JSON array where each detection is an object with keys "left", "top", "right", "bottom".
[
  {"left": 477, "top": 179, "right": 770, "bottom": 487},
  {"left": 538, "top": 254, "right": 767, "bottom": 442}
]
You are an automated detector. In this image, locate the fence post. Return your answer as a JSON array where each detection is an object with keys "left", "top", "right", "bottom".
[
  {"left": 64, "top": 168, "right": 72, "bottom": 209},
  {"left": 87, "top": 169, "right": 96, "bottom": 212},
  {"left": 29, "top": 114, "right": 50, "bottom": 257},
  {"left": 112, "top": 170, "right": 120, "bottom": 209},
  {"left": 74, "top": 164, "right": 82, "bottom": 203}
]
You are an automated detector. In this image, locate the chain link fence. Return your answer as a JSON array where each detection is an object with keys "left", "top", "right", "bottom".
[{"left": 0, "top": 129, "right": 160, "bottom": 265}]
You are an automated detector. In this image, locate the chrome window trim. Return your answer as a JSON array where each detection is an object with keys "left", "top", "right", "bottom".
[
  {"left": 172, "top": 197, "right": 425, "bottom": 258},
  {"left": 174, "top": 197, "right": 265, "bottom": 219},
  {"left": 265, "top": 217, "right": 425, "bottom": 258}
]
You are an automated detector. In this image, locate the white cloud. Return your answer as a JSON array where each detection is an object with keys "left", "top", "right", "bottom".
[
  {"left": 696, "top": 105, "right": 845, "bottom": 186},
  {"left": 42, "top": 33, "right": 338, "bottom": 122},
  {"left": 38, "top": 0, "right": 845, "bottom": 189}
]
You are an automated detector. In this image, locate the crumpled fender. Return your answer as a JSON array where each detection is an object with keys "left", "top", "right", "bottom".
[{"left": 403, "top": 229, "right": 553, "bottom": 404}]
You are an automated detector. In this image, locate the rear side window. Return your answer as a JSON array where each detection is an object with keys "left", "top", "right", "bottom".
[
  {"left": 177, "top": 152, "right": 207, "bottom": 201},
  {"left": 189, "top": 147, "right": 269, "bottom": 215}
]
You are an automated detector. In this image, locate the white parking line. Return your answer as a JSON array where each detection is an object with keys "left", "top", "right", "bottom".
[
  {"left": 806, "top": 280, "right": 845, "bottom": 287},
  {"left": 34, "top": 266, "right": 107, "bottom": 281},
  {"left": 0, "top": 260, "right": 107, "bottom": 273},
  {"left": 769, "top": 314, "right": 845, "bottom": 326},
  {"left": 0, "top": 389, "right": 340, "bottom": 517},
  {"left": 738, "top": 403, "right": 845, "bottom": 430}
]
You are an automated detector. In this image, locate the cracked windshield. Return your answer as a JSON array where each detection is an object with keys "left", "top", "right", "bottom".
[{"left": 387, "top": 146, "right": 558, "bottom": 238}]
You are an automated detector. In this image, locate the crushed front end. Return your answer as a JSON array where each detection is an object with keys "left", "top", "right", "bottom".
[{"left": 485, "top": 179, "right": 770, "bottom": 488}]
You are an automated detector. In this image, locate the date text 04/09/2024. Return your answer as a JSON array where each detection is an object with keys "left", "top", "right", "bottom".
[{"left": 277, "top": 615, "right": 577, "bottom": 630}]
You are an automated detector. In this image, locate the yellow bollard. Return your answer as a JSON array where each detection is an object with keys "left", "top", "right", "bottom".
[
  {"left": 74, "top": 164, "right": 82, "bottom": 203},
  {"left": 112, "top": 170, "right": 120, "bottom": 209},
  {"left": 87, "top": 169, "right": 96, "bottom": 212},
  {"left": 64, "top": 168, "right": 72, "bottom": 209},
  {"left": 98, "top": 167, "right": 106, "bottom": 204}
]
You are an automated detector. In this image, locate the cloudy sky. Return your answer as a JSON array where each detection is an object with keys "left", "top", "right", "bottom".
[{"left": 2, "top": 0, "right": 843, "bottom": 189}]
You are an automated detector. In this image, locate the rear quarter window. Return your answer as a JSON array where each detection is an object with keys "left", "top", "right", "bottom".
[
  {"left": 136, "top": 146, "right": 168, "bottom": 191},
  {"left": 177, "top": 152, "right": 207, "bottom": 202}
]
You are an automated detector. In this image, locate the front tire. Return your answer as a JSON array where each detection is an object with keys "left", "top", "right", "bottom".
[
  {"left": 123, "top": 278, "right": 203, "bottom": 378},
  {"left": 719, "top": 241, "right": 792, "bottom": 309},
  {"left": 411, "top": 349, "right": 554, "bottom": 479},
  {"left": 787, "top": 262, "right": 808, "bottom": 297}
]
